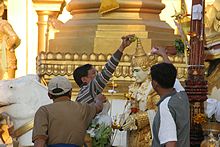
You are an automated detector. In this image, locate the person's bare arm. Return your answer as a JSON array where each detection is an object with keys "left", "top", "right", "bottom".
[
  {"left": 34, "top": 138, "right": 46, "bottom": 147},
  {"left": 151, "top": 47, "right": 171, "bottom": 64},
  {"left": 94, "top": 94, "right": 106, "bottom": 113},
  {"left": 118, "top": 34, "right": 135, "bottom": 52},
  {"left": 88, "top": 34, "right": 135, "bottom": 96},
  {"left": 165, "top": 141, "right": 177, "bottom": 147}
]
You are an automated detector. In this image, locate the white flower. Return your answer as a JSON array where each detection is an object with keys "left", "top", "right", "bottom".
[{"left": 87, "top": 128, "right": 95, "bottom": 137}]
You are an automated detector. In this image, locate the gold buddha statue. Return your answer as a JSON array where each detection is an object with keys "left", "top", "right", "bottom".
[
  {"left": 122, "top": 39, "right": 159, "bottom": 147},
  {"left": 0, "top": 0, "right": 20, "bottom": 79}
]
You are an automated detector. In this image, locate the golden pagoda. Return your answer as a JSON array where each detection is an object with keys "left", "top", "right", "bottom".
[{"left": 49, "top": 0, "right": 178, "bottom": 55}]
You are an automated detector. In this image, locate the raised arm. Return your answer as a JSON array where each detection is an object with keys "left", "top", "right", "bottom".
[
  {"left": 91, "top": 34, "right": 135, "bottom": 94},
  {"left": 151, "top": 47, "right": 171, "bottom": 64}
]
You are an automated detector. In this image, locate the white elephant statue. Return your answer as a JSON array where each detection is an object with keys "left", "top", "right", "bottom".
[{"left": 0, "top": 75, "right": 52, "bottom": 146}]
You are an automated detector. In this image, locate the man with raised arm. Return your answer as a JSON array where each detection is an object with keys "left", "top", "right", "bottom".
[
  {"left": 73, "top": 34, "right": 135, "bottom": 103},
  {"left": 150, "top": 47, "right": 190, "bottom": 147}
]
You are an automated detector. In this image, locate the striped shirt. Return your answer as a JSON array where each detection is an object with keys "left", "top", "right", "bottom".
[{"left": 76, "top": 50, "right": 123, "bottom": 104}]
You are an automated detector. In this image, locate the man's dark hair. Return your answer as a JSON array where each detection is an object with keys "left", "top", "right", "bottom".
[
  {"left": 49, "top": 89, "right": 72, "bottom": 99},
  {"left": 150, "top": 63, "right": 177, "bottom": 88},
  {"left": 73, "top": 64, "right": 93, "bottom": 87}
]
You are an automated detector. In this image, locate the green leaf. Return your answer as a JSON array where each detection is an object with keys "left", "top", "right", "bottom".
[
  {"left": 91, "top": 123, "right": 113, "bottom": 147},
  {"left": 174, "top": 39, "right": 185, "bottom": 54}
]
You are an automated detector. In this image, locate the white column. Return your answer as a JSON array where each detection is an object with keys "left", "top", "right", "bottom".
[
  {"left": 8, "top": 0, "right": 38, "bottom": 77},
  {"left": 26, "top": 1, "right": 38, "bottom": 75}
]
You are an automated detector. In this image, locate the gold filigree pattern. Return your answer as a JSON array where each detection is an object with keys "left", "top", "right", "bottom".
[{"left": 135, "top": 112, "right": 149, "bottom": 130}]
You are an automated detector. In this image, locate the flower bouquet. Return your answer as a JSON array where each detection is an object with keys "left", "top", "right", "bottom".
[
  {"left": 87, "top": 100, "right": 113, "bottom": 147},
  {"left": 87, "top": 118, "right": 112, "bottom": 147}
]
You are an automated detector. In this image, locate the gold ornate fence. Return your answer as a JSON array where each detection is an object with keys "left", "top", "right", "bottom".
[{"left": 36, "top": 52, "right": 187, "bottom": 99}]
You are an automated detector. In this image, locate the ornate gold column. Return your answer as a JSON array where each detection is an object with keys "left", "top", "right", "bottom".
[
  {"left": 49, "top": 0, "right": 178, "bottom": 54},
  {"left": 32, "top": 0, "right": 65, "bottom": 54}
]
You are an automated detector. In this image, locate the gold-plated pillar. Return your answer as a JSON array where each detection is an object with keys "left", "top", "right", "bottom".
[
  {"left": 36, "top": 11, "right": 56, "bottom": 53},
  {"left": 32, "top": 0, "right": 65, "bottom": 54},
  {"left": 36, "top": 11, "right": 49, "bottom": 53}
]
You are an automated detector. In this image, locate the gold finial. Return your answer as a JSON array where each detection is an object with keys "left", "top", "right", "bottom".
[
  {"left": 133, "top": 38, "right": 147, "bottom": 57},
  {"left": 131, "top": 38, "right": 157, "bottom": 70}
]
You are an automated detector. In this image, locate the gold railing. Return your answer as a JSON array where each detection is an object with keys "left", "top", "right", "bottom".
[{"left": 36, "top": 51, "right": 187, "bottom": 99}]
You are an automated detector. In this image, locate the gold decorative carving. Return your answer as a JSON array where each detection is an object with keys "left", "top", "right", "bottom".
[
  {"left": 205, "top": 0, "right": 220, "bottom": 47},
  {"left": 37, "top": 52, "right": 187, "bottom": 99}
]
